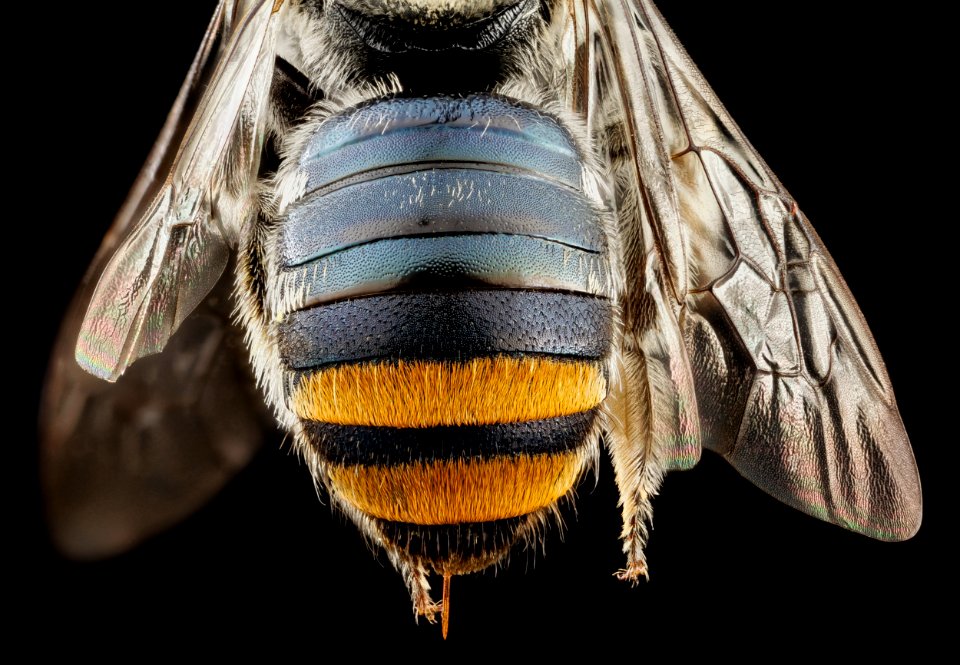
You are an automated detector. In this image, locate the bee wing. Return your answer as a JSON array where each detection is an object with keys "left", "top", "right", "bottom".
[
  {"left": 42, "top": 268, "right": 275, "bottom": 559},
  {"left": 591, "top": 0, "right": 921, "bottom": 539},
  {"left": 76, "top": 0, "right": 285, "bottom": 381},
  {"left": 41, "top": 1, "right": 286, "bottom": 558}
]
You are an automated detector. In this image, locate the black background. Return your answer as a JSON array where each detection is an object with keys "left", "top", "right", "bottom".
[{"left": 22, "top": 1, "right": 945, "bottom": 653}]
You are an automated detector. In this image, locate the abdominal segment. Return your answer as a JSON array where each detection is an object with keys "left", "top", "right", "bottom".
[
  {"left": 283, "top": 302, "right": 609, "bottom": 533},
  {"left": 291, "top": 357, "right": 603, "bottom": 523},
  {"left": 274, "top": 95, "right": 612, "bottom": 572}
]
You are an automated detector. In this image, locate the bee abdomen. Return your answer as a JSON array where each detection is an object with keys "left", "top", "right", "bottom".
[
  {"left": 281, "top": 167, "right": 604, "bottom": 262},
  {"left": 274, "top": 95, "right": 611, "bottom": 545},
  {"left": 279, "top": 290, "right": 610, "bottom": 367},
  {"left": 305, "top": 409, "right": 597, "bottom": 525},
  {"left": 288, "top": 355, "right": 604, "bottom": 526},
  {"left": 303, "top": 412, "right": 596, "bottom": 466}
]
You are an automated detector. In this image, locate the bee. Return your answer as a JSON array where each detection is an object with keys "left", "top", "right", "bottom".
[{"left": 40, "top": 0, "right": 922, "bottom": 637}]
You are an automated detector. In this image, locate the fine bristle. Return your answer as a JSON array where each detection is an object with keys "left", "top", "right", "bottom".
[
  {"left": 291, "top": 356, "right": 606, "bottom": 427},
  {"left": 327, "top": 449, "right": 586, "bottom": 523}
]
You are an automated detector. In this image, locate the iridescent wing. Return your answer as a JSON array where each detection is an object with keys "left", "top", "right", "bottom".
[
  {"left": 76, "top": 0, "right": 284, "bottom": 381},
  {"left": 41, "top": 0, "right": 286, "bottom": 558},
  {"left": 590, "top": 0, "right": 921, "bottom": 540}
]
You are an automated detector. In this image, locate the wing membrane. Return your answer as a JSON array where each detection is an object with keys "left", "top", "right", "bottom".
[
  {"left": 591, "top": 0, "right": 921, "bottom": 539},
  {"left": 586, "top": 1, "right": 701, "bottom": 476},
  {"left": 76, "top": 0, "right": 284, "bottom": 381},
  {"left": 41, "top": 1, "right": 286, "bottom": 557},
  {"left": 42, "top": 269, "right": 273, "bottom": 559}
]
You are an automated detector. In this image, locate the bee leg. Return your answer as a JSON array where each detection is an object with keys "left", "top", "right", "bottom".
[
  {"left": 388, "top": 549, "right": 440, "bottom": 623},
  {"left": 312, "top": 467, "right": 441, "bottom": 621},
  {"left": 316, "top": 473, "right": 441, "bottom": 622},
  {"left": 612, "top": 468, "right": 660, "bottom": 585},
  {"left": 614, "top": 486, "right": 655, "bottom": 585},
  {"left": 602, "top": 350, "right": 667, "bottom": 584}
]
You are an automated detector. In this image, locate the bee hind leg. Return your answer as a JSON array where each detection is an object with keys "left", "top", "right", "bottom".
[
  {"left": 308, "top": 471, "right": 441, "bottom": 622},
  {"left": 613, "top": 488, "right": 656, "bottom": 584},
  {"left": 611, "top": 462, "right": 661, "bottom": 585},
  {"left": 387, "top": 549, "right": 440, "bottom": 623},
  {"left": 602, "top": 352, "right": 670, "bottom": 584}
]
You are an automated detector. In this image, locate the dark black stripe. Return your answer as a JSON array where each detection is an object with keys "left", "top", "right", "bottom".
[
  {"left": 270, "top": 57, "right": 319, "bottom": 128},
  {"left": 376, "top": 515, "right": 532, "bottom": 575},
  {"left": 338, "top": 1, "right": 529, "bottom": 53},
  {"left": 278, "top": 290, "right": 612, "bottom": 370},
  {"left": 304, "top": 410, "right": 596, "bottom": 466}
]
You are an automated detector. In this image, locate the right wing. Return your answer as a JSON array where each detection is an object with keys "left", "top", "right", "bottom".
[
  {"left": 41, "top": 0, "right": 287, "bottom": 558},
  {"left": 589, "top": 0, "right": 921, "bottom": 540}
]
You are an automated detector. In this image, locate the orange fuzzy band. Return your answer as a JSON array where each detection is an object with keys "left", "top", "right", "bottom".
[
  {"left": 291, "top": 357, "right": 606, "bottom": 427},
  {"left": 327, "top": 451, "right": 585, "bottom": 524}
]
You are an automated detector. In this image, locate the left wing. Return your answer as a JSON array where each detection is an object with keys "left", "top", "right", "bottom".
[
  {"left": 590, "top": 0, "right": 921, "bottom": 540},
  {"left": 76, "top": 0, "right": 285, "bottom": 381},
  {"left": 41, "top": 1, "right": 287, "bottom": 557}
]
